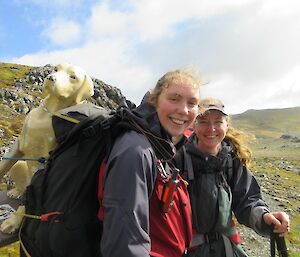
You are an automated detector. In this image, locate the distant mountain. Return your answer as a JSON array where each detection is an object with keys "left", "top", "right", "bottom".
[{"left": 232, "top": 107, "right": 300, "bottom": 138}]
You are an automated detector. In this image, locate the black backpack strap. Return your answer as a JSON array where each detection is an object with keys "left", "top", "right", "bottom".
[
  {"left": 183, "top": 147, "right": 194, "bottom": 180},
  {"left": 222, "top": 152, "right": 233, "bottom": 183},
  {"left": 52, "top": 111, "right": 80, "bottom": 124},
  {"left": 227, "top": 154, "right": 233, "bottom": 178}
]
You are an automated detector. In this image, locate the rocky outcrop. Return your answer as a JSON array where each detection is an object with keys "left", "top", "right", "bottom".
[
  {"left": 0, "top": 64, "right": 125, "bottom": 114},
  {"left": 280, "top": 134, "right": 300, "bottom": 143},
  {"left": 0, "top": 64, "right": 126, "bottom": 151}
]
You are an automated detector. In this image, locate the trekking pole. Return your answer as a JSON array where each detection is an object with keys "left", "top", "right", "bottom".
[
  {"left": 270, "top": 230, "right": 288, "bottom": 257},
  {"left": 0, "top": 156, "right": 46, "bottom": 163}
]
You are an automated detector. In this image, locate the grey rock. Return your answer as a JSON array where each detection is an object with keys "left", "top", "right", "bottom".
[{"left": 1, "top": 64, "right": 126, "bottom": 113}]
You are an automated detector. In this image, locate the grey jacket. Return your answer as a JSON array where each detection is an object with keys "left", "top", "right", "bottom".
[
  {"left": 177, "top": 136, "right": 270, "bottom": 236},
  {"left": 101, "top": 130, "right": 156, "bottom": 257},
  {"left": 100, "top": 100, "right": 176, "bottom": 257}
]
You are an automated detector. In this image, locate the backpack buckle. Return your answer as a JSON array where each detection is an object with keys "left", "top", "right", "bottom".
[
  {"left": 83, "top": 126, "right": 96, "bottom": 137},
  {"left": 204, "top": 232, "right": 220, "bottom": 244},
  {"left": 40, "top": 211, "right": 63, "bottom": 222},
  {"left": 101, "top": 118, "right": 111, "bottom": 130}
]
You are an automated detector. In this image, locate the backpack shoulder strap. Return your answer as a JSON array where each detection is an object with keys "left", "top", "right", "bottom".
[
  {"left": 226, "top": 153, "right": 233, "bottom": 181},
  {"left": 220, "top": 143, "right": 234, "bottom": 182},
  {"left": 183, "top": 147, "right": 194, "bottom": 180}
]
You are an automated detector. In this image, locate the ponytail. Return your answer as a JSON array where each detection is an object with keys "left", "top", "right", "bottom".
[{"left": 225, "top": 117, "right": 255, "bottom": 168}]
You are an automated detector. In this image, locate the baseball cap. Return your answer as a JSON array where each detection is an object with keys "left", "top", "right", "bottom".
[{"left": 198, "top": 98, "right": 228, "bottom": 116}]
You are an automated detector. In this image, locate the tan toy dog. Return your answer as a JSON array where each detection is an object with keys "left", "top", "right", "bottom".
[{"left": 0, "top": 63, "right": 94, "bottom": 233}]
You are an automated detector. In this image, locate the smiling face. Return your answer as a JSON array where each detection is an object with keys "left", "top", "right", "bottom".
[
  {"left": 194, "top": 110, "right": 228, "bottom": 155},
  {"left": 156, "top": 82, "right": 199, "bottom": 137}
]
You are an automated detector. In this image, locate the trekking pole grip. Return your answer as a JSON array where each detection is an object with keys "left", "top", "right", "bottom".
[{"left": 270, "top": 225, "right": 289, "bottom": 257}]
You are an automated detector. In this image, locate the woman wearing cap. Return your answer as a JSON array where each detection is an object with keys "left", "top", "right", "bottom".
[{"left": 175, "top": 97, "right": 290, "bottom": 257}]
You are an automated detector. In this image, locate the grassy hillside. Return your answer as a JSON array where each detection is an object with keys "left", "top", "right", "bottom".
[
  {"left": 232, "top": 107, "right": 300, "bottom": 138},
  {"left": 0, "top": 62, "right": 31, "bottom": 87},
  {"left": 0, "top": 63, "right": 35, "bottom": 146},
  {"left": 232, "top": 107, "right": 300, "bottom": 162},
  {"left": 232, "top": 107, "right": 300, "bottom": 256}
]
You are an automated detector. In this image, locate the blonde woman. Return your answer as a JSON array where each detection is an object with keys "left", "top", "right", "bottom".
[{"left": 101, "top": 70, "right": 201, "bottom": 257}]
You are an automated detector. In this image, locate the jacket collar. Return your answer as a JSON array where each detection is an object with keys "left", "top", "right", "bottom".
[
  {"left": 118, "top": 99, "right": 176, "bottom": 162},
  {"left": 186, "top": 134, "right": 233, "bottom": 162}
]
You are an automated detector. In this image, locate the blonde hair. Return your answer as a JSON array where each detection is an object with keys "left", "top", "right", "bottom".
[
  {"left": 147, "top": 69, "right": 201, "bottom": 107},
  {"left": 225, "top": 116, "right": 254, "bottom": 167}
]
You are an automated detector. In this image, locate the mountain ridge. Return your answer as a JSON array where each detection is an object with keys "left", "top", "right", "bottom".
[{"left": 232, "top": 106, "right": 300, "bottom": 138}]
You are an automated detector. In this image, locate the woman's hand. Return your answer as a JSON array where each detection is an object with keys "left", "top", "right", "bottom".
[{"left": 263, "top": 211, "right": 290, "bottom": 237}]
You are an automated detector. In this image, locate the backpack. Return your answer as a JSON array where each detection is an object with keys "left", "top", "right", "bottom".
[
  {"left": 19, "top": 100, "right": 188, "bottom": 257},
  {"left": 19, "top": 100, "right": 137, "bottom": 257}
]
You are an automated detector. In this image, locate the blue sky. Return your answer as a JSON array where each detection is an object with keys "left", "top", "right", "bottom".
[{"left": 1, "top": 0, "right": 300, "bottom": 114}]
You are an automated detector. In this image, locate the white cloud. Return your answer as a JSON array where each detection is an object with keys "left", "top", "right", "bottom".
[
  {"left": 87, "top": 2, "right": 131, "bottom": 40},
  {"left": 86, "top": 0, "right": 259, "bottom": 42},
  {"left": 10, "top": 40, "right": 154, "bottom": 104},
  {"left": 41, "top": 19, "right": 81, "bottom": 47},
  {"left": 261, "top": 66, "right": 300, "bottom": 108},
  {"left": 129, "top": 0, "right": 257, "bottom": 41},
  {"left": 7, "top": 0, "right": 300, "bottom": 112},
  {"left": 258, "top": 0, "right": 300, "bottom": 18},
  {"left": 201, "top": 65, "right": 300, "bottom": 114}
]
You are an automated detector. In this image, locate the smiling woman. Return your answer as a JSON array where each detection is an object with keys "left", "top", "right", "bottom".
[
  {"left": 101, "top": 69, "right": 201, "bottom": 257},
  {"left": 175, "top": 97, "right": 290, "bottom": 257}
]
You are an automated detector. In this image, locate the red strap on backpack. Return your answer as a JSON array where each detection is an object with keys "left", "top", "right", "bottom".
[
  {"left": 97, "top": 160, "right": 106, "bottom": 221},
  {"left": 228, "top": 219, "right": 241, "bottom": 244}
]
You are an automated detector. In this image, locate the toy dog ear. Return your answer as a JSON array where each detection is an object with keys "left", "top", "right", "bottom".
[{"left": 75, "top": 75, "right": 94, "bottom": 104}]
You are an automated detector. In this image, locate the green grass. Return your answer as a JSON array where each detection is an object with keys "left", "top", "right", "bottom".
[
  {"left": 0, "top": 62, "right": 31, "bottom": 87},
  {"left": 232, "top": 107, "right": 300, "bottom": 139},
  {"left": 231, "top": 109, "right": 300, "bottom": 256},
  {"left": 0, "top": 63, "right": 41, "bottom": 147},
  {"left": 0, "top": 104, "right": 24, "bottom": 146},
  {"left": 251, "top": 138, "right": 300, "bottom": 256},
  {"left": 252, "top": 138, "right": 300, "bottom": 163},
  {"left": 0, "top": 241, "right": 19, "bottom": 257}
]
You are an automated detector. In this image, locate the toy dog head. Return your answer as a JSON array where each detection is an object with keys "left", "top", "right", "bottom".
[{"left": 43, "top": 63, "right": 94, "bottom": 104}]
